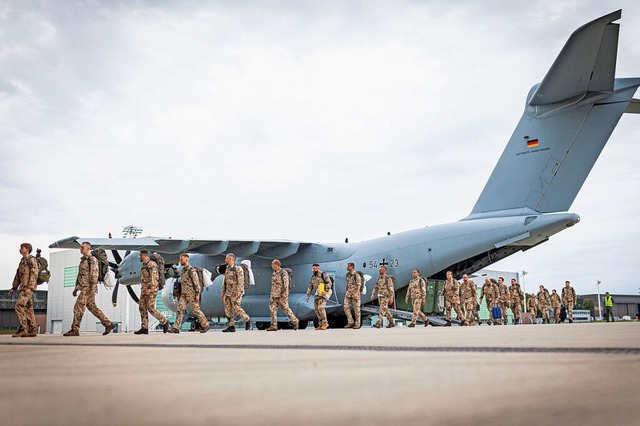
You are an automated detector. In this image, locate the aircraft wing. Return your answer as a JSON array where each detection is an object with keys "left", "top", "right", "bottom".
[{"left": 49, "top": 236, "right": 309, "bottom": 259}]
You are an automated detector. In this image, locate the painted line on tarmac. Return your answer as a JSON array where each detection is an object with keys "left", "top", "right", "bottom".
[{"left": 1, "top": 341, "right": 639, "bottom": 355}]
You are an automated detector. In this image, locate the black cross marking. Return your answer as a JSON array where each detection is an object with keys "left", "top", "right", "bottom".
[{"left": 380, "top": 258, "right": 388, "bottom": 267}]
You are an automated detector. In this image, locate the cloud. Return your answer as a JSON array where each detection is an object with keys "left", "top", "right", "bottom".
[{"left": 1, "top": 1, "right": 639, "bottom": 296}]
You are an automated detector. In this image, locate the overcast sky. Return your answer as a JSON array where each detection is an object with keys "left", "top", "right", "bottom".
[{"left": 1, "top": 0, "right": 639, "bottom": 297}]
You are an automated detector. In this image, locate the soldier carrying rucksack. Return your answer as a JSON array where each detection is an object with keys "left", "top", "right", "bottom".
[
  {"left": 9, "top": 243, "right": 39, "bottom": 337},
  {"left": 266, "top": 259, "right": 299, "bottom": 331},
  {"left": 221, "top": 253, "right": 251, "bottom": 332},
  {"left": 63, "top": 242, "right": 114, "bottom": 336}
]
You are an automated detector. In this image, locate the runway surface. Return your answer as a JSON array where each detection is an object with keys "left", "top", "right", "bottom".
[{"left": 1, "top": 322, "right": 638, "bottom": 426}]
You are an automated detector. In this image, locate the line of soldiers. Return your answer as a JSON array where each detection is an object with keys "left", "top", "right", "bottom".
[
  {"left": 526, "top": 282, "right": 577, "bottom": 324},
  {"left": 9, "top": 241, "right": 579, "bottom": 336},
  {"left": 9, "top": 242, "right": 117, "bottom": 337},
  {"left": 475, "top": 277, "right": 577, "bottom": 325}
]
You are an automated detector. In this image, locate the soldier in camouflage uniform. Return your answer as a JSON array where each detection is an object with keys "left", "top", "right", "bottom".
[
  {"left": 404, "top": 269, "right": 429, "bottom": 327},
  {"left": 221, "top": 253, "right": 251, "bottom": 332},
  {"left": 370, "top": 265, "right": 395, "bottom": 328},
  {"left": 9, "top": 243, "right": 39, "bottom": 337},
  {"left": 134, "top": 250, "right": 169, "bottom": 334},
  {"left": 306, "top": 263, "right": 332, "bottom": 330},
  {"left": 496, "top": 277, "right": 510, "bottom": 325},
  {"left": 537, "top": 285, "right": 551, "bottom": 324},
  {"left": 267, "top": 259, "right": 298, "bottom": 331},
  {"left": 344, "top": 262, "right": 362, "bottom": 329},
  {"left": 460, "top": 274, "right": 477, "bottom": 326},
  {"left": 550, "top": 289, "right": 562, "bottom": 324},
  {"left": 527, "top": 293, "right": 538, "bottom": 324},
  {"left": 479, "top": 278, "right": 499, "bottom": 325},
  {"left": 562, "top": 280, "right": 577, "bottom": 323},
  {"left": 63, "top": 242, "right": 114, "bottom": 336},
  {"left": 440, "top": 271, "right": 465, "bottom": 326},
  {"left": 168, "top": 253, "right": 210, "bottom": 333},
  {"left": 509, "top": 278, "right": 524, "bottom": 325}
]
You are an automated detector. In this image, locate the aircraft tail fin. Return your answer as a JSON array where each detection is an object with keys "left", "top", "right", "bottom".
[{"left": 468, "top": 11, "right": 639, "bottom": 218}]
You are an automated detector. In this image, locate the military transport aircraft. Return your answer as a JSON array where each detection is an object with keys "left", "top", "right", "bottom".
[{"left": 51, "top": 10, "right": 639, "bottom": 329}]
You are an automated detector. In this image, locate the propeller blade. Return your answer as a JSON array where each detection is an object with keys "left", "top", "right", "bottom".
[
  {"left": 111, "top": 250, "right": 123, "bottom": 264},
  {"left": 126, "top": 285, "right": 139, "bottom": 304},
  {"left": 215, "top": 264, "right": 227, "bottom": 275},
  {"left": 112, "top": 280, "right": 119, "bottom": 307}
]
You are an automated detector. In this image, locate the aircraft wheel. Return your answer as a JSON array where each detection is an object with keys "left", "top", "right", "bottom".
[
  {"left": 298, "top": 320, "right": 308, "bottom": 330},
  {"left": 255, "top": 322, "right": 269, "bottom": 331},
  {"left": 328, "top": 316, "right": 348, "bottom": 329}
]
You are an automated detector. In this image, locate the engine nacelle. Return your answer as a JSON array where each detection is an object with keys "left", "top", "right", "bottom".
[{"left": 161, "top": 278, "right": 178, "bottom": 312}]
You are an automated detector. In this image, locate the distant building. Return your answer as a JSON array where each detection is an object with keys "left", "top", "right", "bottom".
[
  {"left": 0, "top": 289, "right": 47, "bottom": 333},
  {"left": 582, "top": 293, "right": 640, "bottom": 320}
]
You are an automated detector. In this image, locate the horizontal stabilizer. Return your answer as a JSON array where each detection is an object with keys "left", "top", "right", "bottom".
[
  {"left": 529, "top": 10, "right": 621, "bottom": 106},
  {"left": 625, "top": 98, "right": 640, "bottom": 113}
]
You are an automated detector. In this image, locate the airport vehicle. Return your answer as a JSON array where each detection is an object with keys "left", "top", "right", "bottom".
[{"left": 50, "top": 10, "right": 639, "bottom": 328}]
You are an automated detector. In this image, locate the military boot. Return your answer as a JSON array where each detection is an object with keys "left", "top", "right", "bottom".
[
  {"left": 386, "top": 321, "right": 395, "bottom": 328},
  {"left": 168, "top": 328, "right": 180, "bottom": 334},
  {"left": 292, "top": 321, "right": 299, "bottom": 331},
  {"left": 266, "top": 325, "right": 278, "bottom": 331},
  {"left": 103, "top": 323, "right": 115, "bottom": 335},
  {"left": 200, "top": 324, "right": 210, "bottom": 333},
  {"left": 134, "top": 328, "right": 148, "bottom": 335},
  {"left": 344, "top": 323, "right": 354, "bottom": 328},
  {"left": 24, "top": 332, "right": 37, "bottom": 337},
  {"left": 424, "top": 319, "right": 429, "bottom": 327},
  {"left": 320, "top": 323, "right": 329, "bottom": 330},
  {"left": 222, "top": 326, "right": 236, "bottom": 333},
  {"left": 245, "top": 321, "right": 251, "bottom": 331},
  {"left": 162, "top": 322, "right": 170, "bottom": 333},
  {"left": 569, "top": 319, "right": 573, "bottom": 323},
  {"left": 373, "top": 322, "right": 381, "bottom": 329},
  {"left": 445, "top": 320, "right": 451, "bottom": 327},
  {"left": 63, "top": 330, "right": 79, "bottom": 336},
  {"left": 408, "top": 322, "right": 416, "bottom": 328},
  {"left": 12, "top": 330, "right": 27, "bottom": 338}
]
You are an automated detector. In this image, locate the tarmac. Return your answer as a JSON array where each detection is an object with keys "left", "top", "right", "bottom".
[{"left": 1, "top": 322, "right": 639, "bottom": 426}]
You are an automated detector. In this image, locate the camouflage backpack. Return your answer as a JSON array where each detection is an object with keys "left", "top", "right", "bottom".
[
  {"left": 239, "top": 263, "right": 251, "bottom": 289},
  {"left": 192, "top": 266, "right": 205, "bottom": 292},
  {"left": 280, "top": 268, "right": 294, "bottom": 293},
  {"left": 149, "top": 252, "right": 165, "bottom": 290},
  {"left": 91, "top": 249, "right": 110, "bottom": 282},
  {"left": 34, "top": 249, "right": 51, "bottom": 284}
]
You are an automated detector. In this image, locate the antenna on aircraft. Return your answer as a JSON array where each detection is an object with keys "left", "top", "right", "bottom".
[{"left": 122, "top": 226, "right": 143, "bottom": 239}]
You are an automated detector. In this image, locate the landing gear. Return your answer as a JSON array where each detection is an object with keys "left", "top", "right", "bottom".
[
  {"left": 298, "top": 320, "right": 309, "bottom": 330},
  {"left": 190, "top": 320, "right": 205, "bottom": 332},
  {"left": 255, "top": 322, "right": 269, "bottom": 331},
  {"left": 328, "top": 316, "right": 348, "bottom": 329}
]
